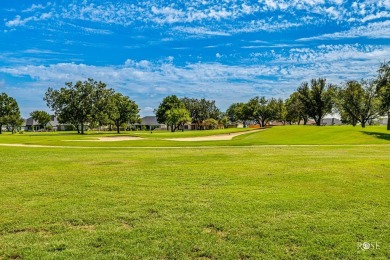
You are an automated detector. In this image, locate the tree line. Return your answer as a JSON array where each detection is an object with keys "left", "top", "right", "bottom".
[
  {"left": 44, "top": 78, "right": 140, "bottom": 134},
  {"left": 154, "top": 95, "right": 226, "bottom": 132},
  {"left": 0, "top": 62, "right": 389, "bottom": 134},
  {"left": 0, "top": 79, "right": 140, "bottom": 134},
  {"left": 156, "top": 62, "right": 390, "bottom": 131}
]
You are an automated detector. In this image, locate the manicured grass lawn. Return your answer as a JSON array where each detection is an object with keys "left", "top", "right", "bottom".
[
  {"left": 0, "top": 128, "right": 253, "bottom": 147},
  {"left": 0, "top": 125, "right": 390, "bottom": 147},
  {"left": 236, "top": 125, "right": 390, "bottom": 145},
  {"left": 0, "top": 126, "right": 389, "bottom": 258}
]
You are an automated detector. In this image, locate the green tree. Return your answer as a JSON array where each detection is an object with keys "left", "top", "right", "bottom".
[
  {"left": 219, "top": 115, "right": 229, "bottom": 128},
  {"left": 30, "top": 110, "right": 51, "bottom": 130},
  {"left": 181, "top": 97, "right": 199, "bottom": 127},
  {"left": 297, "top": 78, "right": 335, "bottom": 126},
  {"left": 165, "top": 108, "right": 191, "bottom": 132},
  {"left": 181, "top": 98, "right": 220, "bottom": 130},
  {"left": 107, "top": 93, "right": 140, "bottom": 134},
  {"left": 45, "top": 78, "right": 113, "bottom": 134},
  {"left": 244, "top": 96, "right": 275, "bottom": 127},
  {"left": 270, "top": 98, "right": 287, "bottom": 125},
  {"left": 155, "top": 95, "right": 185, "bottom": 130},
  {"left": 285, "top": 92, "right": 308, "bottom": 125},
  {"left": 90, "top": 82, "right": 115, "bottom": 130},
  {"left": 6, "top": 113, "right": 24, "bottom": 134},
  {"left": 0, "top": 93, "right": 21, "bottom": 134},
  {"left": 376, "top": 61, "right": 390, "bottom": 130},
  {"left": 339, "top": 109, "right": 357, "bottom": 126},
  {"left": 336, "top": 80, "right": 381, "bottom": 128},
  {"left": 226, "top": 102, "right": 247, "bottom": 126},
  {"left": 203, "top": 118, "right": 219, "bottom": 129}
]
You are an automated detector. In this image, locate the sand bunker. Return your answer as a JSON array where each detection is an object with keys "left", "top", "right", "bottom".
[{"left": 165, "top": 129, "right": 262, "bottom": 142}]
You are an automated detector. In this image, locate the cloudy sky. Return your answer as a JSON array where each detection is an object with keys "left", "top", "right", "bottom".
[{"left": 1, "top": 0, "right": 389, "bottom": 117}]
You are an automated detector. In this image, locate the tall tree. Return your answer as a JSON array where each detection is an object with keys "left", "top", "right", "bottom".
[
  {"left": 203, "top": 118, "right": 219, "bottom": 129},
  {"left": 30, "top": 110, "right": 51, "bottom": 130},
  {"left": 155, "top": 95, "right": 185, "bottom": 130},
  {"left": 181, "top": 97, "right": 199, "bottom": 127},
  {"left": 339, "top": 109, "right": 358, "bottom": 126},
  {"left": 90, "top": 82, "right": 115, "bottom": 129},
  {"left": 6, "top": 113, "right": 24, "bottom": 134},
  {"left": 270, "top": 98, "right": 287, "bottom": 125},
  {"left": 244, "top": 96, "right": 275, "bottom": 127},
  {"left": 0, "top": 93, "right": 21, "bottom": 134},
  {"left": 297, "top": 78, "right": 335, "bottom": 126},
  {"left": 285, "top": 92, "right": 308, "bottom": 125},
  {"left": 45, "top": 78, "right": 112, "bottom": 134},
  {"left": 376, "top": 61, "right": 390, "bottom": 130},
  {"left": 336, "top": 80, "right": 381, "bottom": 128},
  {"left": 165, "top": 108, "right": 191, "bottom": 132},
  {"left": 181, "top": 98, "right": 220, "bottom": 130},
  {"left": 107, "top": 93, "right": 140, "bottom": 134},
  {"left": 226, "top": 102, "right": 247, "bottom": 126},
  {"left": 219, "top": 114, "right": 229, "bottom": 129}
]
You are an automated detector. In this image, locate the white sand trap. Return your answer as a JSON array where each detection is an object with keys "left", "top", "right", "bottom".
[
  {"left": 165, "top": 129, "right": 262, "bottom": 142},
  {"left": 65, "top": 136, "right": 143, "bottom": 142}
]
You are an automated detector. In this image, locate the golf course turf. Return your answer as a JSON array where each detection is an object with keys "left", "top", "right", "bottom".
[{"left": 0, "top": 126, "right": 389, "bottom": 259}]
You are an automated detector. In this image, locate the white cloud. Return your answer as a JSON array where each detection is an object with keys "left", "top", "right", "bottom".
[
  {"left": 22, "top": 4, "right": 47, "bottom": 13},
  {"left": 5, "top": 15, "right": 26, "bottom": 27},
  {"left": 3, "top": 0, "right": 389, "bottom": 43},
  {"left": 332, "top": 0, "right": 344, "bottom": 5},
  {"left": 273, "top": 44, "right": 388, "bottom": 65},
  {"left": 1, "top": 43, "right": 387, "bottom": 112},
  {"left": 173, "top": 26, "right": 231, "bottom": 37},
  {"left": 264, "top": 0, "right": 278, "bottom": 10},
  {"left": 23, "top": 49, "right": 61, "bottom": 55},
  {"left": 231, "top": 19, "right": 302, "bottom": 33},
  {"left": 5, "top": 12, "right": 53, "bottom": 27},
  {"left": 297, "top": 20, "right": 390, "bottom": 41},
  {"left": 142, "top": 107, "right": 154, "bottom": 115},
  {"left": 242, "top": 44, "right": 302, "bottom": 49},
  {"left": 66, "top": 23, "right": 113, "bottom": 35},
  {"left": 2, "top": 1, "right": 390, "bottom": 116},
  {"left": 361, "top": 11, "right": 390, "bottom": 22}
]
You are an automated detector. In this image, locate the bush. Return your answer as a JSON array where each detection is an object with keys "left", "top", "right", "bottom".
[{"left": 203, "top": 118, "right": 219, "bottom": 130}]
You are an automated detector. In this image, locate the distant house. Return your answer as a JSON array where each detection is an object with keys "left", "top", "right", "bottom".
[
  {"left": 24, "top": 117, "right": 40, "bottom": 131},
  {"left": 23, "top": 115, "right": 70, "bottom": 131},
  {"left": 133, "top": 116, "right": 167, "bottom": 130},
  {"left": 376, "top": 117, "right": 388, "bottom": 126},
  {"left": 227, "top": 122, "right": 244, "bottom": 128},
  {"left": 183, "top": 124, "right": 196, "bottom": 130},
  {"left": 269, "top": 121, "right": 286, "bottom": 126},
  {"left": 321, "top": 118, "right": 342, "bottom": 126}
]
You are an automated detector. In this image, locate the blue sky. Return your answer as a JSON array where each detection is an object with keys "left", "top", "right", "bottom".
[{"left": 1, "top": 0, "right": 389, "bottom": 117}]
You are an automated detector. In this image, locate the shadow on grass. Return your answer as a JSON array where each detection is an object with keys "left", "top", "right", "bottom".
[{"left": 361, "top": 131, "right": 390, "bottom": 141}]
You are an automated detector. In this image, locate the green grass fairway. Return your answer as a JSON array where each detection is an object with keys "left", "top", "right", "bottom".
[
  {"left": 0, "top": 125, "right": 390, "bottom": 147},
  {"left": 0, "top": 126, "right": 389, "bottom": 258}
]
